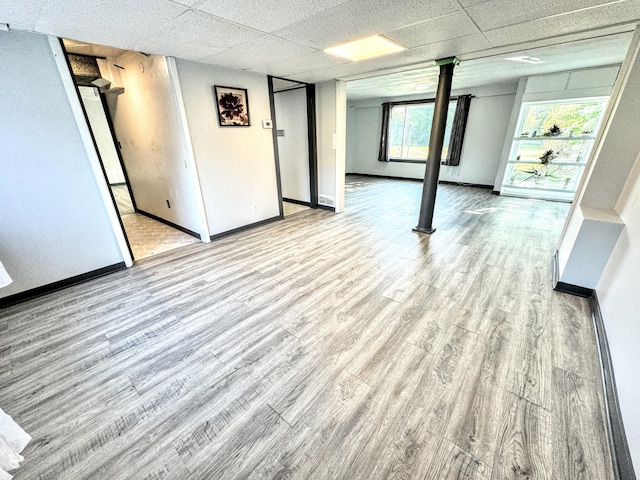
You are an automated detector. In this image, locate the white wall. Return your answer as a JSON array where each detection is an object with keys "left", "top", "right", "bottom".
[
  {"left": 316, "top": 80, "right": 347, "bottom": 212},
  {"left": 274, "top": 88, "right": 310, "bottom": 203},
  {"left": 79, "top": 87, "right": 125, "bottom": 185},
  {"left": 346, "top": 84, "right": 517, "bottom": 186},
  {"left": 0, "top": 30, "right": 123, "bottom": 299},
  {"left": 107, "top": 52, "right": 201, "bottom": 234},
  {"left": 175, "top": 59, "right": 280, "bottom": 235},
  {"left": 597, "top": 152, "right": 640, "bottom": 470}
]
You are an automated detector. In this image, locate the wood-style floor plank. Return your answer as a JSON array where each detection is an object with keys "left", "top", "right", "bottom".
[{"left": 0, "top": 176, "right": 614, "bottom": 480}]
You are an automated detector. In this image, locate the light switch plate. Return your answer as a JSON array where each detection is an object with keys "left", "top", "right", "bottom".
[{"left": 262, "top": 120, "right": 273, "bottom": 128}]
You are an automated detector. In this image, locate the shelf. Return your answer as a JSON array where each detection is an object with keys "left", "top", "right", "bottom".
[
  {"left": 514, "top": 135, "right": 595, "bottom": 141},
  {"left": 507, "top": 160, "right": 587, "bottom": 166}
]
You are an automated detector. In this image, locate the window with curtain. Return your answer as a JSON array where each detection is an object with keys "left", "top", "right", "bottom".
[{"left": 378, "top": 95, "right": 472, "bottom": 165}]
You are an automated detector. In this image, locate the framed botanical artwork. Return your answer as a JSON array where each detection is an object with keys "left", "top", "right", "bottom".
[{"left": 213, "top": 85, "right": 250, "bottom": 126}]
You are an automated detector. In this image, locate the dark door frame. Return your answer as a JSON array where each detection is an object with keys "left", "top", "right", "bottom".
[
  {"left": 268, "top": 75, "right": 318, "bottom": 216},
  {"left": 59, "top": 39, "right": 135, "bottom": 261}
]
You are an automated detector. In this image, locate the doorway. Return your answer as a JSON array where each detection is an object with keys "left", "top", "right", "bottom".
[
  {"left": 63, "top": 41, "right": 202, "bottom": 260},
  {"left": 78, "top": 86, "right": 199, "bottom": 259},
  {"left": 269, "top": 76, "right": 318, "bottom": 217}
]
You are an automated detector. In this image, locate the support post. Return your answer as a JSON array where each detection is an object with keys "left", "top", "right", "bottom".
[{"left": 413, "top": 57, "right": 459, "bottom": 234}]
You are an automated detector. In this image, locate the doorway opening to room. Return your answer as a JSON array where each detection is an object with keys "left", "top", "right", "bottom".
[
  {"left": 62, "top": 39, "right": 201, "bottom": 261},
  {"left": 268, "top": 76, "right": 318, "bottom": 217}
]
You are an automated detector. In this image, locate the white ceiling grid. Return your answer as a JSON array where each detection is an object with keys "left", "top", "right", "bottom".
[{"left": 0, "top": 0, "right": 638, "bottom": 98}]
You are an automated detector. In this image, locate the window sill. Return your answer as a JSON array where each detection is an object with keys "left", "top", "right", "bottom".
[{"left": 389, "top": 158, "right": 426, "bottom": 164}]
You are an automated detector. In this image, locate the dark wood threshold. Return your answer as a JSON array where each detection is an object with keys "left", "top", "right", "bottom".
[
  {"left": 590, "top": 293, "right": 637, "bottom": 480},
  {"left": 137, "top": 209, "right": 201, "bottom": 239},
  {"left": 0, "top": 262, "right": 126, "bottom": 309},
  {"left": 283, "top": 198, "right": 311, "bottom": 207},
  {"left": 210, "top": 216, "right": 282, "bottom": 241}
]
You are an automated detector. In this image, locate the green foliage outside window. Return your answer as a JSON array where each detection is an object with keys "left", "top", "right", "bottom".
[{"left": 388, "top": 101, "right": 457, "bottom": 160}]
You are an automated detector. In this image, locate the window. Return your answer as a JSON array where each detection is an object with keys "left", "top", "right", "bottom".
[
  {"left": 501, "top": 97, "right": 608, "bottom": 202},
  {"left": 388, "top": 101, "right": 457, "bottom": 161}
]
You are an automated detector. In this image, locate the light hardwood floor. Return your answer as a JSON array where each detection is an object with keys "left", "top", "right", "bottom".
[{"left": 0, "top": 176, "right": 613, "bottom": 479}]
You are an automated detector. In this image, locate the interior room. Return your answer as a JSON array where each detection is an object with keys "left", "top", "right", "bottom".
[{"left": 1, "top": 1, "right": 640, "bottom": 479}]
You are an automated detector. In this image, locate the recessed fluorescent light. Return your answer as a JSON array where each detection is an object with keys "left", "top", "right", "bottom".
[
  {"left": 324, "top": 35, "right": 406, "bottom": 61},
  {"left": 505, "top": 56, "right": 545, "bottom": 64},
  {"left": 415, "top": 83, "right": 431, "bottom": 90}
]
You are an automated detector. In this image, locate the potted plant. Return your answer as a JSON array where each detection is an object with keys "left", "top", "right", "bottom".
[
  {"left": 539, "top": 149, "right": 557, "bottom": 165},
  {"left": 543, "top": 124, "right": 562, "bottom": 136}
]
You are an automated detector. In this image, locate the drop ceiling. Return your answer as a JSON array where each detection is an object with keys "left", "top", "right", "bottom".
[{"left": 2, "top": 0, "right": 639, "bottom": 99}]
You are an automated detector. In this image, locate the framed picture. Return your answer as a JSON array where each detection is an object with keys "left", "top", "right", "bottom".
[{"left": 213, "top": 85, "right": 250, "bottom": 126}]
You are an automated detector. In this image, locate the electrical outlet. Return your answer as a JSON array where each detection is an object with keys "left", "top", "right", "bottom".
[
  {"left": 253, "top": 204, "right": 259, "bottom": 213},
  {"left": 166, "top": 199, "right": 171, "bottom": 208}
]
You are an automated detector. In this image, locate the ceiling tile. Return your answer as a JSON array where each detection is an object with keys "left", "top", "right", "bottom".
[
  {"left": 0, "top": 0, "right": 44, "bottom": 30},
  {"left": 135, "top": 10, "right": 262, "bottom": 61},
  {"left": 249, "top": 50, "right": 349, "bottom": 78},
  {"left": 458, "top": 0, "right": 492, "bottom": 6},
  {"left": 385, "top": 11, "right": 482, "bottom": 48},
  {"left": 35, "top": 0, "right": 187, "bottom": 49},
  {"left": 199, "top": 35, "right": 317, "bottom": 69},
  {"left": 484, "top": 1, "right": 640, "bottom": 46},
  {"left": 169, "top": 0, "right": 202, "bottom": 6},
  {"left": 273, "top": 0, "right": 462, "bottom": 49},
  {"left": 195, "top": 0, "right": 351, "bottom": 33},
  {"left": 465, "top": 0, "right": 632, "bottom": 31}
]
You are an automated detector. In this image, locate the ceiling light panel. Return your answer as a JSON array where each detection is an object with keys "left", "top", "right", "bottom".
[{"left": 325, "top": 35, "right": 406, "bottom": 61}]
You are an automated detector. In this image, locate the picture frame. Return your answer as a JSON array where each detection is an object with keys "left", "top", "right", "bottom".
[{"left": 213, "top": 85, "right": 250, "bottom": 127}]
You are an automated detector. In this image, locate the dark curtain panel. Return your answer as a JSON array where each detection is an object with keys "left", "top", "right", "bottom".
[
  {"left": 445, "top": 94, "right": 472, "bottom": 166},
  {"left": 377, "top": 102, "right": 392, "bottom": 162}
]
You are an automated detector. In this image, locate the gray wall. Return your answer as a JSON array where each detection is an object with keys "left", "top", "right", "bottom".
[
  {"left": 0, "top": 30, "right": 123, "bottom": 299},
  {"left": 346, "top": 84, "right": 517, "bottom": 186}
]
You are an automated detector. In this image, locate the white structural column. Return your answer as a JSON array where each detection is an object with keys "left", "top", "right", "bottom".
[{"left": 556, "top": 27, "right": 640, "bottom": 289}]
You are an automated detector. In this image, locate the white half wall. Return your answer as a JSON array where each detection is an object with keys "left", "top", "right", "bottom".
[
  {"left": 175, "top": 59, "right": 280, "bottom": 236},
  {"left": 274, "top": 88, "right": 310, "bottom": 203},
  {"left": 346, "top": 84, "right": 517, "bottom": 186},
  {"left": 107, "top": 52, "right": 202, "bottom": 234},
  {"left": 0, "top": 30, "right": 124, "bottom": 299}
]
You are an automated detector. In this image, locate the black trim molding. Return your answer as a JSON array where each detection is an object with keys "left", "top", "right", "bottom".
[
  {"left": 210, "top": 216, "right": 282, "bottom": 241},
  {"left": 346, "top": 172, "right": 422, "bottom": 182},
  {"left": 137, "top": 210, "right": 201, "bottom": 239},
  {"left": 0, "top": 263, "right": 126, "bottom": 309},
  {"left": 438, "top": 180, "right": 493, "bottom": 189},
  {"left": 317, "top": 204, "right": 336, "bottom": 212},
  {"left": 552, "top": 250, "right": 594, "bottom": 297},
  {"left": 283, "top": 198, "right": 311, "bottom": 207},
  {"left": 345, "top": 173, "right": 494, "bottom": 190},
  {"left": 590, "top": 293, "right": 637, "bottom": 480}
]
